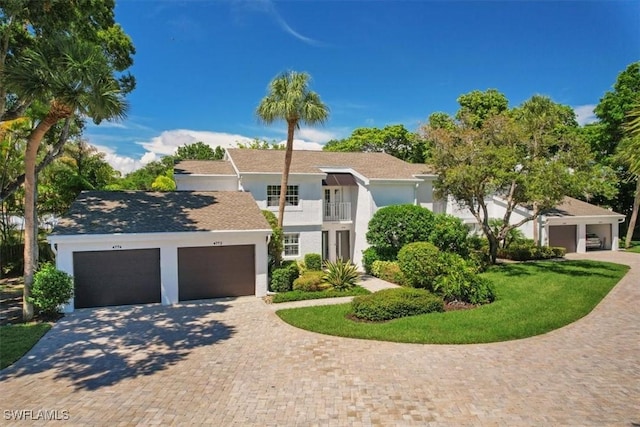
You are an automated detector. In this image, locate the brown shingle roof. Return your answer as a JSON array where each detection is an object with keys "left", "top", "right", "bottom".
[
  {"left": 226, "top": 149, "right": 435, "bottom": 180},
  {"left": 174, "top": 160, "right": 235, "bottom": 175},
  {"left": 52, "top": 191, "right": 270, "bottom": 235},
  {"left": 544, "top": 197, "right": 624, "bottom": 218}
]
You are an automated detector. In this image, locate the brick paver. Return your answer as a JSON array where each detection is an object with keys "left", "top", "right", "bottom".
[{"left": 1, "top": 252, "right": 638, "bottom": 426}]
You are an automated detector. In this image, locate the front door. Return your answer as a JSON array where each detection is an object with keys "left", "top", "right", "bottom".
[{"left": 336, "top": 230, "right": 350, "bottom": 262}]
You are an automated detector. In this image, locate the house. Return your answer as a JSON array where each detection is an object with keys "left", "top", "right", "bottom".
[
  {"left": 49, "top": 148, "right": 624, "bottom": 311},
  {"left": 47, "top": 191, "right": 271, "bottom": 312},
  {"left": 175, "top": 149, "right": 438, "bottom": 269}
]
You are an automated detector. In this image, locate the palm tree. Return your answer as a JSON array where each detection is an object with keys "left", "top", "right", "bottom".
[
  {"left": 256, "top": 71, "right": 329, "bottom": 228},
  {"left": 3, "top": 36, "right": 128, "bottom": 320},
  {"left": 620, "top": 103, "right": 640, "bottom": 248}
]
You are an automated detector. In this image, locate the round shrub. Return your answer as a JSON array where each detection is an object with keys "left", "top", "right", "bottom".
[
  {"left": 362, "top": 246, "right": 394, "bottom": 274},
  {"left": 371, "top": 260, "right": 405, "bottom": 285},
  {"left": 366, "top": 204, "right": 435, "bottom": 258},
  {"left": 28, "top": 263, "right": 74, "bottom": 316},
  {"left": 350, "top": 288, "right": 444, "bottom": 321},
  {"left": 433, "top": 252, "right": 494, "bottom": 304},
  {"left": 397, "top": 242, "right": 443, "bottom": 289},
  {"left": 270, "top": 262, "right": 299, "bottom": 292},
  {"left": 293, "top": 271, "right": 326, "bottom": 292},
  {"left": 429, "top": 213, "right": 470, "bottom": 256},
  {"left": 304, "top": 253, "right": 322, "bottom": 271}
]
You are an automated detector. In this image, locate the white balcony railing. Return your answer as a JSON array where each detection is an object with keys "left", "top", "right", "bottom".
[{"left": 323, "top": 202, "right": 351, "bottom": 221}]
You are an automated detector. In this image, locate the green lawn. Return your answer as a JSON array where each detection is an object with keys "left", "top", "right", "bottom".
[
  {"left": 271, "top": 285, "right": 370, "bottom": 303},
  {"left": 624, "top": 241, "right": 640, "bottom": 253},
  {"left": 0, "top": 323, "right": 51, "bottom": 370},
  {"left": 276, "top": 260, "right": 629, "bottom": 344}
]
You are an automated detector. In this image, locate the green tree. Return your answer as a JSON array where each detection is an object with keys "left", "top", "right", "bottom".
[
  {"left": 175, "top": 141, "right": 224, "bottom": 160},
  {"left": 455, "top": 89, "right": 509, "bottom": 129},
  {"left": 3, "top": 36, "right": 129, "bottom": 320},
  {"left": 236, "top": 138, "right": 285, "bottom": 150},
  {"left": 423, "top": 93, "right": 615, "bottom": 264},
  {"left": 115, "top": 156, "right": 175, "bottom": 190},
  {"left": 323, "top": 124, "right": 427, "bottom": 163},
  {"left": 256, "top": 71, "right": 329, "bottom": 228},
  {"left": 618, "top": 102, "right": 640, "bottom": 247}
]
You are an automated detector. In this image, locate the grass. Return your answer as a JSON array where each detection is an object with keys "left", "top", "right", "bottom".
[
  {"left": 623, "top": 241, "right": 640, "bottom": 253},
  {"left": 271, "top": 285, "right": 370, "bottom": 303},
  {"left": 0, "top": 323, "right": 52, "bottom": 369},
  {"left": 276, "top": 260, "right": 629, "bottom": 344}
]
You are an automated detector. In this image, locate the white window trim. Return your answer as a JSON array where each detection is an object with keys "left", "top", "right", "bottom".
[
  {"left": 267, "top": 185, "right": 299, "bottom": 207},
  {"left": 283, "top": 233, "right": 300, "bottom": 257}
]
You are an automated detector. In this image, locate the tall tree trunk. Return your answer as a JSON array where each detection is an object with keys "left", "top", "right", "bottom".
[
  {"left": 22, "top": 112, "right": 62, "bottom": 321},
  {"left": 624, "top": 178, "right": 640, "bottom": 249},
  {"left": 277, "top": 121, "right": 296, "bottom": 229}
]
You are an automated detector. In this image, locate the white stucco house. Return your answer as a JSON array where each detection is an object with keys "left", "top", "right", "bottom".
[{"left": 49, "top": 148, "right": 624, "bottom": 311}]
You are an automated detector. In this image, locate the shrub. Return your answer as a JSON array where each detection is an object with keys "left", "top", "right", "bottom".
[
  {"left": 270, "top": 262, "right": 299, "bottom": 292},
  {"left": 468, "top": 247, "right": 491, "bottom": 273},
  {"left": 366, "top": 204, "right": 435, "bottom": 258},
  {"left": 429, "top": 213, "right": 470, "bottom": 256},
  {"left": 432, "top": 253, "right": 494, "bottom": 304},
  {"left": 498, "top": 241, "right": 566, "bottom": 261},
  {"left": 28, "top": 263, "right": 74, "bottom": 316},
  {"left": 397, "top": 242, "right": 443, "bottom": 290},
  {"left": 304, "top": 253, "right": 322, "bottom": 271},
  {"left": 362, "top": 247, "right": 379, "bottom": 274},
  {"left": 350, "top": 288, "right": 444, "bottom": 321},
  {"left": 551, "top": 247, "right": 566, "bottom": 258},
  {"left": 323, "top": 259, "right": 359, "bottom": 291},
  {"left": 371, "top": 261, "right": 405, "bottom": 285},
  {"left": 293, "top": 271, "right": 326, "bottom": 292}
]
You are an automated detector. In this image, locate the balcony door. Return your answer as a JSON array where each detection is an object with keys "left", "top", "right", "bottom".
[{"left": 324, "top": 187, "right": 347, "bottom": 221}]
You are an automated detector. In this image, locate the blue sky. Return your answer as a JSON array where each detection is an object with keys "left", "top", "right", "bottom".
[{"left": 86, "top": 0, "right": 640, "bottom": 173}]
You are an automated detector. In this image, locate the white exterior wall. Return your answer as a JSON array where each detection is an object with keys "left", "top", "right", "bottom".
[
  {"left": 241, "top": 174, "right": 323, "bottom": 226},
  {"left": 587, "top": 223, "right": 613, "bottom": 249},
  {"left": 174, "top": 175, "right": 239, "bottom": 191},
  {"left": 50, "top": 230, "right": 270, "bottom": 312},
  {"left": 415, "top": 180, "right": 435, "bottom": 211},
  {"left": 369, "top": 182, "right": 417, "bottom": 210},
  {"left": 352, "top": 182, "right": 373, "bottom": 269},
  {"left": 281, "top": 226, "right": 322, "bottom": 262}
]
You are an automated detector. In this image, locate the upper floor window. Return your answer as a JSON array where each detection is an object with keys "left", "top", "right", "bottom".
[{"left": 267, "top": 185, "right": 299, "bottom": 207}]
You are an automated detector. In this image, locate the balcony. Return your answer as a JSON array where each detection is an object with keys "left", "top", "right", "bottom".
[{"left": 323, "top": 202, "right": 351, "bottom": 221}]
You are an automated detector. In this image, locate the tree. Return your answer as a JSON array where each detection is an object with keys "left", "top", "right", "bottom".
[
  {"left": 114, "top": 156, "right": 175, "bottom": 190},
  {"left": 256, "top": 71, "right": 329, "bottom": 228},
  {"left": 3, "top": 36, "right": 128, "bottom": 320},
  {"left": 618, "top": 102, "right": 640, "bottom": 247},
  {"left": 455, "top": 89, "right": 509, "bottom": 129},
  {"left": 236, "top": 138, "right": 285, "bottom": 150},
  {"left": 422, "top": 93, "right": 615, "bottom": 263},
  {"left": 323, "top": 124, "right": 428, "bottom": 163},
  {"left": 175, "top": 142, "right": 225, "bottom": 160}
]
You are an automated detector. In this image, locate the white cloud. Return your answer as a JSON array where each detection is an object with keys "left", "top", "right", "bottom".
[
  {"left": 574, "top": 104, "right": 598, "bottom": 126},
  {"left": 95, "top": 129, "right": 328, "bottom": 174}
]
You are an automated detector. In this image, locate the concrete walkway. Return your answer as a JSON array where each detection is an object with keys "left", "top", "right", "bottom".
[
  {"left": 266, "top": 274, "right": 399, "bottom": 310},
  {"left": 0, "top": 251, "right": 638, "bottom": 426}
]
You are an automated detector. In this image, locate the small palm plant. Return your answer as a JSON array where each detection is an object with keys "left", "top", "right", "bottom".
[{"left": 323, "top": 259, "right": 359, "bottom": 291}]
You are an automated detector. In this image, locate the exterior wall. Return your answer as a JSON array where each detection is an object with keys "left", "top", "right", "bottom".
[
  {"left": 241, "top": 174, "right": 323, "bottom": 226},
  {"left": 587, "top": 223, "right": 613, "bottom": 250},
  {"left": 352, "top": 183, "right": 373, "bottom": 269},
  {"left": 322, "top": 222, "right": 356, "bottom": 262},
  {"left": 415, "top": 180, "right": 435, "bottom": 211},
  {"left": 369, "top": 182, "right": 416, "bottom": 210},
  {"left": 281, "top": 225, "right": 322, "bottom": 262},
  {"left": 50, "top": 230, "right": 270, "bottom": 312},
  {"left": 174, "top": 175, "right": 238, "bottom": 191}
]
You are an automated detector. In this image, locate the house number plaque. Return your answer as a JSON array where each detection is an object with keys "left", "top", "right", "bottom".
[{"left": 212, "top": 241, "right": 223, "bottom": 246}]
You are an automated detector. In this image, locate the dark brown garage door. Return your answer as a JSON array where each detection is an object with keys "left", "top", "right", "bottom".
[
  {"left": 73, "top": 249, "right": 161, "bottom": 309},
  {"left": 178, "top": 245, "right": 255, "bottom": 301},
  {"left": 549, "top": 225, "right": 577, "bottom": 253}
]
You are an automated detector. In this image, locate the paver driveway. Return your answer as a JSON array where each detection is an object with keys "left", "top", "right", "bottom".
[{"left": 1, "top": 251, "right": 638, "bottom": 426}]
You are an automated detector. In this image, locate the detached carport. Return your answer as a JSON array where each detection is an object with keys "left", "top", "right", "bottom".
[
  {"left": 48, "top": 191, "right": 271, "bottom": 312},
  {"left": 542, "top": 197, "right": 625, "bottom": 253}
]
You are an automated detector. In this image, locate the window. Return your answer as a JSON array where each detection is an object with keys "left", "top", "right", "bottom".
[
  {"left": 283, "top": 233, "right": 300, "bottom": 256},
  {"left": 267, "top": 185, "right": 299, "bottom": 207}
]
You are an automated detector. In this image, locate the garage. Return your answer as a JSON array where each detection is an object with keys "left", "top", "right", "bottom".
[
  {"left": 48, "top": 191, "right": 271, "bottom": 312},
  {"left": 73, "top": 249, "right": 161, "bottom": 309},
  {"left": 548, "top": 225, "right": 577, "bottom": 253},
  {"left": 178, "top": 245, "right": 255, "bottom": 301}
]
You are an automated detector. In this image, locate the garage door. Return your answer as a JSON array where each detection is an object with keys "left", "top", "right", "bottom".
[
  {"left": 73, "top": 249, "right": 161, "bottom": 309},
  {"left": 549, "top": 225, "right": 577, "bottom": 253},
  {"left": 178, "top": 245, "right": 255, "bottom": 301}
]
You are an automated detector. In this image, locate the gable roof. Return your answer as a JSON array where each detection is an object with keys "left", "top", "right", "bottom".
[
  {"left": 543, "top": 197, "right": 624, "bottom": 218},
  {"left": 174, "top": 160, "right": 235, "bottom": 175},
  {"left": 226, "top": 149, "right": 434, "bottom": 180},
  {"left": 52, "top": 191, "right": 270, "bottom": 235}
]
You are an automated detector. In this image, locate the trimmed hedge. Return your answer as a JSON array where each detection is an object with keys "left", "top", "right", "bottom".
[
  {"left": 350, "top": 288, "right": 444, "bottom": 322},
  {"left": 304, "top": 253, "right": 323, "bottom": 271},
  {"left": 498, "top": 243, "right": 566, "bottom": 261},
  {"left": 293, "top": 271, "right": 326, "bottom": 292},
  {"left": 371, "top": 260, "right": 405, "bottom": 285},
  {"left": 270, "top": 262, "right": 299, "bottom": 292}
]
